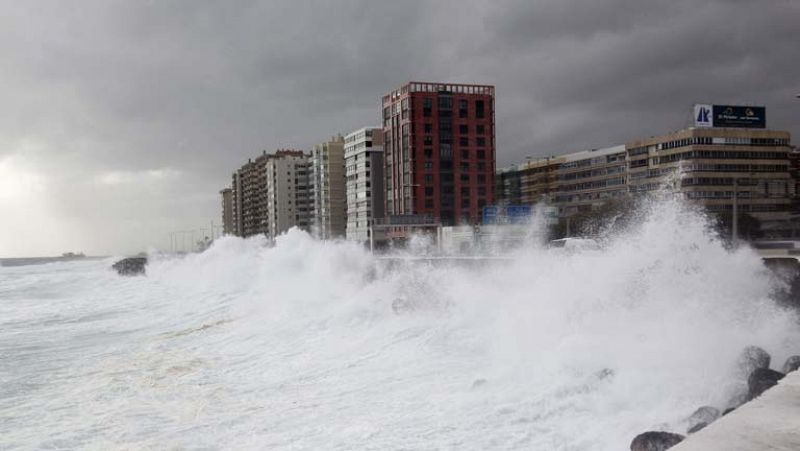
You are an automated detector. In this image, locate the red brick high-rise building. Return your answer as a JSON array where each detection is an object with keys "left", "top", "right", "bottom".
[{"left": 382, "top": 82, "right": 495, "bottom": 226}]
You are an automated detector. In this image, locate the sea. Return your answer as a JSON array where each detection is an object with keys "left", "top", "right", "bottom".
[{"left": 1, "top": 196, "right": 798, "bottom": 450}]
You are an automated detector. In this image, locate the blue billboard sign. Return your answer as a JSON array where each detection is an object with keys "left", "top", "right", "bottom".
[{"left": 482, "top": 205, "right": 532, "bottom": 224}]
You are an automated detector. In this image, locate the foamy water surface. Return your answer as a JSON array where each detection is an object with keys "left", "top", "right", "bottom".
[{"left": 1, "top": 198, "right": 798, "bottom": 450}]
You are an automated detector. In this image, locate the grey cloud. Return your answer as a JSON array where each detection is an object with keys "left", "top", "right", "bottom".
[{"left": 0, "top": 0, "right": 798, "bottom": 256}]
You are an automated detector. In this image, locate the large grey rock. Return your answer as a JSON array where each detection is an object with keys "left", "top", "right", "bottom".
[
  {"left": 737, "top": 346, "right": 771, "bottom": 378},
  {"left": 781, "top": 355, "right": 800, "bottom": 374},
  {"left": 747, "top": 367, "right": 784, "bottom": 400},
  {"left": 686, "top": 405, "right": 720, "bottom": 433},
  {"left": 112, "top": 257, "right": 147, "bottom": 276},
  {"left": 630, "top": 431, "right": 684, "bottom": 451}
]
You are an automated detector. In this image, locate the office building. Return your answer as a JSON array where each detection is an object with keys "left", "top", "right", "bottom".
[
  {"left": 344, "top": 127, "right": 385, "bottom": 244},
  {"left": 311, "top": 135, "right": 347, "bottom": 239},
  {"left": 494, "top": 104, "right": 795, "bottom": 236},
  {"left": 552, "top": 145, "right": 628, "bottom": 216},
  {"left": 382, "top": 81, "right": 496, "bottom": 226},
  {"left": 494, "top": 146, "right": 626, "bottom": 216},
  {"left": 627, "top": 127, "right": 793, "bottom": 224}
]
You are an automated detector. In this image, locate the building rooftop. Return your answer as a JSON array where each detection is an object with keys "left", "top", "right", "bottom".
[{"left": 383, "top": 81, "right": 495, "bottom": 102}]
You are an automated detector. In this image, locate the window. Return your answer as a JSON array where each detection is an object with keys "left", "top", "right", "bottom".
[
  {"left": 478, "top": 174, "right": 486, "bottom": 183},
  {"left": 459, "top": 137, "right": 469, "bottom": 146},
  {"left": 459, "top": 124, "right": 468, "bottom": 134},
  {"left": 424, "top": 148, "right": 433, "bottom": 159},
  {"left": 424, "top": 136, "right": 433, "bottom": 146},
  {"left": 424, "top": 123, "right": 432, "bottom": 133},
  {"left": 424, "top": 162, "right": 433, "bottom": 170},
  {"left": 425, "top": 187, "right": 434, "bottom": 196},
  {"left": 438, "top": 96, "right": 453, "bottom": 110},
  {"left": 477, "top": 125, "right": 485, "bottom": 135},
  {"left": 475, "top": 100, "right": 485, "bottom": 118},
  {"left": 423, "top": 98, "right": 433, "bottom": 117},
  {"left": 478, "top": 187, "right": 486, "bottom": 196},
  {"left": 477, "top": 150, "right": 485, "bottom": 160},
  {"left": 424, "top": 174, "right": 433, "bottom": 183},
  {"left": 461, "top": 149, "right": 469, "bottom": 159},
  {"left": 425, "top": 199, "right": 434, "bottom": 209},
  {"left": 458, "top": 99, "right": 468, "bottom": 118},
  {"left": 476, "top": 137, "right": 486, "bottom": 147}
]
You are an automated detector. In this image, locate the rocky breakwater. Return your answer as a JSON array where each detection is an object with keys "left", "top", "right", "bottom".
[
  {"left": 630, "top": 346, "right": 800, "bottom": 451},
  {"left": 111, "top": 256, "right": 147, "bottom": 276}
]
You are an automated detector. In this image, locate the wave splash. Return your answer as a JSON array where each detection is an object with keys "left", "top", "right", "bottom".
[{"left": 1, "top": 196, "right": 798, "bottom": 450}]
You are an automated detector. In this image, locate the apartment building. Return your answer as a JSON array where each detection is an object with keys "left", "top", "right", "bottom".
[
  {"left": 311, "top": 135, "right": 347, "bottom": 239},
  {"left": 344, "top": 127, "right": 385, "bottom": 244},
  {"left": 382, "top": 81, "right": 496, "bottom": 226},
  {"left": 265, "top": 150, "right": 312, "bottom": 239},
  {"left": 220, "top": 187, "right": 234, "bottom": 235},
  {"left": 230, "top": 152, "right": 271, "bottom": 237},
  {"left": 228, "top": 150, "right": 312, "bottom": 239}
]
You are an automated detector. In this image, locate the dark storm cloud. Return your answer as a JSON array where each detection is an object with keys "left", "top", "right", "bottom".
[{"left": 0, "top": 0, "right": 798, "bottom": 256}]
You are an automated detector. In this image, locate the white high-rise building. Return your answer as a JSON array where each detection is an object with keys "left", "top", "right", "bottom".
[
  {"left": 344, "top": 127, "right": 385, "bottom": 244},
  {"left": 266, "top": 150, "right": 312, "bottom": 239},
  {"left": 311, "top": 135, "right": 347, "bottom": 239}
]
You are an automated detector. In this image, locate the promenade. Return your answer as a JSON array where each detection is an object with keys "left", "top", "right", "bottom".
[{"left": 672, "top": 370, "right": 800, "bottom": 450}]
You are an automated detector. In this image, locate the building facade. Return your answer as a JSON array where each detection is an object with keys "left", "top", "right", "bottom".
[
  {"left": 311, "top": 135, "right": 347, "bottom": 239},
  {"left": 382, "top": 81, "right": 496, "bottom": 226},
  {"left": 265, "top": 150, "right": 312, "bottom": 239},
  {"left": 627, "top": 127, "right": 794, "bottom": 224},
  {"left": 230, "top": 152, "right": 271, "bottom": 238},
  {"left": 228, "top": 150, "right": 312, "bottom": 239},
  {"left": 494, "top": 105, "right": 794, "bottom": 237},
  {"left": 552, "top": 146, "right": 628, "bottom": 216},
  {"left": 344, "top": 127, "right": 385, "bottom": 244},
  {"left": 220, "top": 187, "right": 234, "bottom": 235}
]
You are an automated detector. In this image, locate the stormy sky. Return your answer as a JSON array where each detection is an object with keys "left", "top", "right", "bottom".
[{"left": 1, "top": 0, "right": 798, "bottom": 257}]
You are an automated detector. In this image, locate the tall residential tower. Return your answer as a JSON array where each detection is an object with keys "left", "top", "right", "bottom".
[
  {"left": 344, "top": 127, "right": 384, "bottom": 244},
  {"left": 311, "top": 135, "right": 347, "bottom": 239},
  {"left": 382, "top": 82, "right": 496, "bottom": 226}
]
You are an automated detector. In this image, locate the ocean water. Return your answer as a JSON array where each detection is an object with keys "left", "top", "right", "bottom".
[{"left": 2, "top": 197, "right": 799, "bottom": 450}]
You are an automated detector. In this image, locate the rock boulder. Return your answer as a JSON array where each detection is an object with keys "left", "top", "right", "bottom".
[
  {"left": 112, "top": 257, "right": 147, "bottom": 276},
  {"left": 781, "top": 355, "right": 800, "bottom": 374},
  {"left": 686, "top": 405, "right": 719, "bottom": 433},
  {"left": 747, "top": 367, "right": 784, "bottom": 400},
  {"left": 630, "top": 431, "right": 684, "bottom": 451},
  {"left": 737, "top": 346, "right": 771, "bottom": 378}
]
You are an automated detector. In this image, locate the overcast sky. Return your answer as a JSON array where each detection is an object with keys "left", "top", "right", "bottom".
[{"left": 1, "top": 0, "right": 798, "bottom": 257}]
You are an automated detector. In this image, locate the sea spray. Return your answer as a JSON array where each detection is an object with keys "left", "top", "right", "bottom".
[{"left": 1, "top": 196, "right": 798, "bottom": 450}]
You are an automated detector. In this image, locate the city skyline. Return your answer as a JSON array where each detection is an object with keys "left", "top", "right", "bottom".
[{"left": 1, "top": 0, "right": 799, "bottom": 257}]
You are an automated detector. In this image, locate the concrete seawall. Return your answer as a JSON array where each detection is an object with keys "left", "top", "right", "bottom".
[{"left": 672, "top": 370, "right": 800, "bottom": 450}]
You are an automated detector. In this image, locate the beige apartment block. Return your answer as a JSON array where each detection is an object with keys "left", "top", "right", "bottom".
[
  {"left": 220, "top": 188, "right": 234, "bottom": 236},
  {"left": 265, "top": 150, "right": 311, "bottom": 240},
  {"left": 311, "top": 135, "right": 347, "bottom": 240}
]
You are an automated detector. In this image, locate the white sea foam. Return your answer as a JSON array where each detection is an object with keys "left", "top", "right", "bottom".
[{"left": 1, "top": 196, "right": 798, "bottom": 450}]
